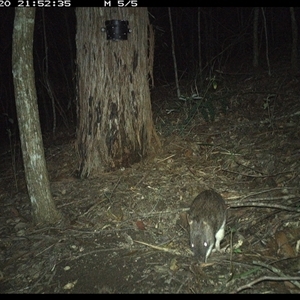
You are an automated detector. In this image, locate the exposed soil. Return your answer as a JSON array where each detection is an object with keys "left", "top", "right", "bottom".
[{"left": 1, "top": 67, "right": 300, "bottom": 293}]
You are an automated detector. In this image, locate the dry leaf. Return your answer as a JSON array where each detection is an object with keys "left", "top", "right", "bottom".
[
  {"left": 136, "top": 220, "right": 146, "bottom": 230},
  {"left": 275, "top": 231, "right": 296, "bottom": 258},
  {"left": 63, "top": 280, "right": 78, "bottom": 290}
]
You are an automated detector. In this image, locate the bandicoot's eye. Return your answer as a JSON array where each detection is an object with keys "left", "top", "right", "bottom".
[
  {"left": 191, "top": 243, "right": 195, "bottom": 248},
  {"left": 204, "top": 242, "right": 208, "bottom": 248}
]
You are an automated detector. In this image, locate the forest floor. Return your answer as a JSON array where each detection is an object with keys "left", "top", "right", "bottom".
[{"left": 1, "top": 64, "right": 300, "bottom": 293}]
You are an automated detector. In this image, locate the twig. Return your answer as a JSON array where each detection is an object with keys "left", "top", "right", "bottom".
[
  {"left": 70, "top": 247, "right": 123, "bottom": 260},
  {"left": 134, "top": 240, "right": 187, "bottom": 256},
  {"left": 106, "top": 176, "right": 122, "bottom": 201},
  {"left": 237, "top": 187, "right": 298, "bottom": 200},
  {"left": 132, "top": 127, "right": 176, "bottom": 190},
  {"left": 229, "top": 195, "right": 297, "bottom": 202},
  {"left": 227, "top": 201, "right": 300, "bottom": 213},
  {"left": 155, "top": 154, "right": 176, "bottom": 163},
  {"left": 28, "top": 268, "right": 53, "bottom": 293},
  {"left": 35, "top": 243, "right": 56, "bottom": 257},
  {"left": 77, "top": 178, "right": 122, "bottom": 216},
  {"left": 138, "top": 207, "right": 189, "bottom": 218},
  {"left": 133, "top": 171, "right": 151, "bottom": 188},
  {"left": 176, "top": 277, "right": 189, "bottom": 294},
  {"left": 221, "top": 168, "right": 292, "bottom": 178},
  {"left": 57, "top": 197, "right": 91, "bottom": 208}
]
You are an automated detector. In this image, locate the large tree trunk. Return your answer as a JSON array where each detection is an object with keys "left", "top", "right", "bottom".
[
  {"left": 76, "top": 7, "right": 160, "bottom": 178},
  {"left": 12, "top": 8, "right": 62, "bottom": 226}
]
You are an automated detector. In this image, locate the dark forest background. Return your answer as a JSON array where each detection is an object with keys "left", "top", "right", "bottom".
[{"left": 0, "top": 7, "right": 298, "bottom": 149}]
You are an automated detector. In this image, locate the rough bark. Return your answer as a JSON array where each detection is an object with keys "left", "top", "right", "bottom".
[
  {"left": 76, "top": 7, "right": 160, "bottom": 177},
  {"left": 12, "top": 8, "right": 62, "bottom": 226}
]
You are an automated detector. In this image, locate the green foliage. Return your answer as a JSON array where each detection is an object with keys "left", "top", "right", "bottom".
[
  {"left": 177, "top": 93, "right": 229, "bottom": 125},
  {"left": 181, "top": 95, "right": 216, "bottom": 123},
  {"left": 175, "top": 74, "right": 229, "bottom": 125}
]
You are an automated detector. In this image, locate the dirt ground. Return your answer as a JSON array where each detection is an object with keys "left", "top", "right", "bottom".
[{"left": 1, "top": 66, "right": 300, "bottom": 293}]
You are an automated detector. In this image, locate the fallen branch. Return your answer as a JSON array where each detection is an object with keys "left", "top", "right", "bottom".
[
  {"left": 234, "top": 276, "right": 300, "bottom": 293},
  {"left": 252, "top": 260, "right": 300, "bottom": 289}
]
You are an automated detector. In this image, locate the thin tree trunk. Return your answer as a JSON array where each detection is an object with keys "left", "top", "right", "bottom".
[
  {"left": 197, "top": 8, "right": 202, "bottom": 83},
  {"left": 12, "top": 7, "right": 61, "bottom": 226},
  {"left": 261, "top": 7, "right": 271, "bottom": 76},
  {"left": 290, "top": 7, "right": 298, "bottom": 74},
  {"left": 168, "top": 7, "right": 180, "bottom": 98},
  {"left": 253, "top": 7, "right": 259, "bottom": 69}
]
